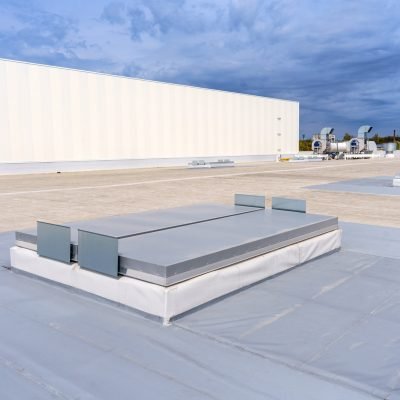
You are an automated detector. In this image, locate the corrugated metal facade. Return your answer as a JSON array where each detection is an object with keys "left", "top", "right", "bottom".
[{"left": 0, "top": 58, "right": 299, "bottom": 163}]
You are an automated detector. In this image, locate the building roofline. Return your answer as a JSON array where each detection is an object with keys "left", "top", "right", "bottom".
[{"left": 0, "top": 57, "right": 299, "bottom": 105}]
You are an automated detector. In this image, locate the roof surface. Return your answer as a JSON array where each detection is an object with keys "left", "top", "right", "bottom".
[
  {"left": 1, "top": 222, "right": 400, "bottom": 400},
  {"left": 308, "top": 176, "right": 400, "bottom": 196}
]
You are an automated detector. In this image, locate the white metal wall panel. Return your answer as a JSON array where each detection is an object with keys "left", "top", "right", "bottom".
[{"left": 0, "top": 58, "right": 299, "bottom": 163}]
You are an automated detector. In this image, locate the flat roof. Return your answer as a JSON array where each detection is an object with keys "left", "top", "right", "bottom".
[
  {"left": 2, "top": 160, "right": 400, "bottom": 399},
  {"left": 307, "top": 176, "right": 400, "bottom": 196},
  {"left": 2, "top": 158, "right": 400, "bottom": 233},
  {"left": 1, "top": 222, "right": 399, "bottom": 399}
]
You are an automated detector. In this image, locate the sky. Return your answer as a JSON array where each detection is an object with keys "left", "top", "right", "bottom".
[{"left": 0, "top": 0, "right": 399, "bottom": 138}]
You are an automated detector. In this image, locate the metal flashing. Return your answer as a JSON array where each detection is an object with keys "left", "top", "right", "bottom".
[
  {"left": 272, "top": 197, "right": 306, "bottom": 213},
  {"left": 37, "top": 221, "right": 71, "bottom": 263},
  {"left": 78, "top": 230, "right": 119, "bottom": 278},
  {"left": 234, "top": 194, "right": 265, "bottom": 208}
]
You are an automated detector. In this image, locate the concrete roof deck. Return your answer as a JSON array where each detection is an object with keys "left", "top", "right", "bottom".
[{"left": 1, "top": 158, "right": 400, "bottom": 232}]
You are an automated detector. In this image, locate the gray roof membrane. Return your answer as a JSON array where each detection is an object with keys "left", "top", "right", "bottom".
[
  {"left": 1, "top": 223, "right": 400, "bottom": 399},
  {"left": 307, "top": 175, "right": 400, "bottom": 196},
  {"left": 340, "top": 221, "right": 400, "bottom": 259},
  {"left": 176, "top": 226, "right": 400, "bottom": 399}
]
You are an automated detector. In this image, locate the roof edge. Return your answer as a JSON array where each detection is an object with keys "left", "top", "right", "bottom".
[{"left": 0, "top": 57, "right": 299, "bottom": 105}]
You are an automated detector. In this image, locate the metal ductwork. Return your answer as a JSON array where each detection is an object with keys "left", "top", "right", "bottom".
[
  {"left": 327, "top": 142, "right": 347, "bottom": 153},
  {"left": 312, "top": 125, "right": 375, "bottom": 156}
]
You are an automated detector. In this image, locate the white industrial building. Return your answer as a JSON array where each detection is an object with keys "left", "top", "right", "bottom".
[{"left": 0, "top": 58, "right": 299, "bottom": 166}]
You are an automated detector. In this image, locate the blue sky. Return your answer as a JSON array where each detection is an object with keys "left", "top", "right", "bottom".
[{"left": 1, "top": 0, "right": 399, "bottom": 137}]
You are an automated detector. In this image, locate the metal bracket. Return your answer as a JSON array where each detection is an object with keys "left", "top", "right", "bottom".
[
  {"left": 272, "top": 197, "right": 306, "bottom": 213},
  {"left": 37, "top": 221, "right": 71, "bottom": 263},
  {"left": 78, "top": 230, "right": 119, "bottom": 277},
  {"left": 234, "top": 194, "right": 265, "bottom": 208}
]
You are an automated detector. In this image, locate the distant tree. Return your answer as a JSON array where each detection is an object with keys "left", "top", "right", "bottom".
[
  {"left": 371, "top": 133, "right": 380, "bottom": 142},
  {"left": 299, "top": 139, "right": 312, "bottom": 151},
  {"left": 343, "top": 133, "right": 352, "bottom": 141}
]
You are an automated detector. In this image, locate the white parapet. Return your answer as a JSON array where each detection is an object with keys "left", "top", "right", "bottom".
[
  {"left": 393, "top": 175, "right": 400, "bottom": 187},
  {"left": 10, "top": 229, "right": 341, "bottom": 324}
]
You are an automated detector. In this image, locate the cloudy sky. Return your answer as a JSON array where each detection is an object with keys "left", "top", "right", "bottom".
[{"left": 1, "top": 0, "right": 399, "bottom": 137}]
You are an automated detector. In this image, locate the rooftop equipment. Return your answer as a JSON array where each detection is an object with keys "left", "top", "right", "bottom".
[
  {"left": 188, "top": 159, "right": 235, "bottom": 168},
  {"left": 311, "top": 127, "right": 335, "bottom": 154},
  {"left": 393, "top": 173, "right": 400, "bottom": 187},
  {"left": 384, "top": 143, "right": 397, "bottom": 154},
  {"left": 11, "top": 196, "right": 341, "bottom": 324},
  {"left": 312, "top": 125, "right": 376, "bottom": 157}
]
